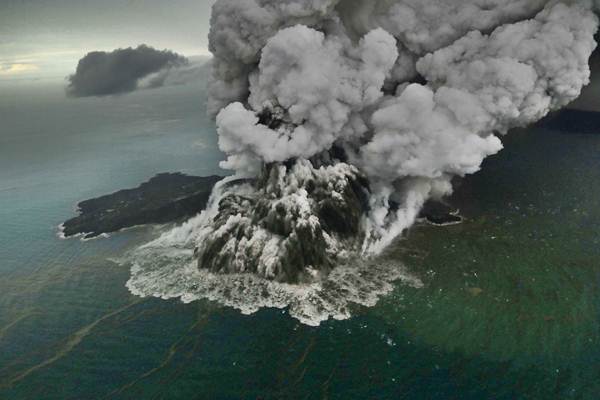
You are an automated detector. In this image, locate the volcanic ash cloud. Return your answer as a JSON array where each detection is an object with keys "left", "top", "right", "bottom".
[
  {"left": 128, "top": 0, "right": 599, "bottom": 325},
  {"left": 201, "top": 0, "right": 598, "bottom": 278}
]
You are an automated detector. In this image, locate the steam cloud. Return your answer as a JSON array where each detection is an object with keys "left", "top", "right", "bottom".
[
  {"left": 127, "top": 0, "right": 600, "bottom": 325},
  {"left": 204, "top": 0, "right": 598, "bottom": 269},
  {"left": 67, "top": 45, "right": 197, "bottom": 97}
]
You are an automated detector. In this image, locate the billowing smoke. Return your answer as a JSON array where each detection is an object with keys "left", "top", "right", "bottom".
[
  {"left": 127, "top": 0, "right": 600, "bottom": 325},
  {"left": 205, "top": 0, "right": 598, "bottom": 270}
]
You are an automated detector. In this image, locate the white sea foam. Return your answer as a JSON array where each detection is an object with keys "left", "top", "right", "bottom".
[
  {"left": 56, "top": 223, "right": 110, "bottom": 241},
  {"left": 56, "top": 223, "right": 67, "bottom": 240},
  {"left": 123, "top": 220, "right": 422, "bottom": 326}
]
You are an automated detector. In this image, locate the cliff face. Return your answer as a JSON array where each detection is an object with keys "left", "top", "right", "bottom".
[{"left": 62, "top": 173, "right": 222, "bottom": 239}]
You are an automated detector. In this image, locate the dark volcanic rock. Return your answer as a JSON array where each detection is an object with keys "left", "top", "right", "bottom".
[
  {"left": 62, "top": 173, "right": 222, "bottom": 239},
  {"left": 419, "top": 200, "right": 463, "bottom": 226},
  {"left": 195, "top": 160, "right": 370, "bottom": 284}
]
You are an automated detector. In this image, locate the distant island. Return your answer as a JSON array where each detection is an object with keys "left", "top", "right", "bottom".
[
  {"left": 541, "top": 108, "right": 600, "bottom": 134},
  {"left": 60, "top": 173, "right": 222, "bottom": 239}
]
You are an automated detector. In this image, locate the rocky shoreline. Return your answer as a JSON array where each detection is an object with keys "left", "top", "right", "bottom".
[
  {"left": 419, "top": 200, "right": 463, "bottom": 226},
  {"left": 61, "top": 173, "right": 222, "bottom": 239}
]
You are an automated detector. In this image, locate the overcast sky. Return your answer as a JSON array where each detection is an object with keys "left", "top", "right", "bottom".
[{"left": 0, "top": 0, "right": 216, "bottom": 81}]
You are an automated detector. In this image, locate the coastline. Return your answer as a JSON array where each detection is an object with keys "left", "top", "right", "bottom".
[{"left": 60, "top": 172, "right": 222, "bottom": 240}]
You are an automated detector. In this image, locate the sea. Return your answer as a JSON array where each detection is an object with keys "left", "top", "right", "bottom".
[{"left": 0, "top": 78, "right": 599, "bottom": 399}]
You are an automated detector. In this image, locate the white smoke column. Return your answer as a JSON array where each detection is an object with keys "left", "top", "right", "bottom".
[
  {"left": 125, "top": 0, "right": 599, "bottom": 326},
  {"left": 217, "top": 25, "right": 398, "bottom": 174},
  {"left": 360, "top": 1, "right": 599, "bottom": 251},
  {"left": 208, "top": 0, "right": 598, "bottom": 257}
]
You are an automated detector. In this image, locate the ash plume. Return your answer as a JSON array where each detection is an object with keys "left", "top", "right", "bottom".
[
  {"left": 127, "top": 0, "right": 600, "bottom": 325},
  {"left": 205, "top": 0, "right": 598, "bottom": 269}
]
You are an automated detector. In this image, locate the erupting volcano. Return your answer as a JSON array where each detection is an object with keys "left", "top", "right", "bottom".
[{"left": 127, "top": 0, "right": 600, "bottom": 325}]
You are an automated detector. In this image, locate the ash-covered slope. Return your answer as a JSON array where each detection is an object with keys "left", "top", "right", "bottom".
[{"left": 128, "top": 1, "right": 600, "bottom": 325}]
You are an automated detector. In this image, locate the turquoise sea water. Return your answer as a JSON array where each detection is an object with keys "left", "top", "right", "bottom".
[{"left": 1, "top": 80, "right": 600, "bottom": 399}]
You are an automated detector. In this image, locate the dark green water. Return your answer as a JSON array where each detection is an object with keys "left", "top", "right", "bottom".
[{"left": 1, "top": 83, "right": 599, "bottom": 398}]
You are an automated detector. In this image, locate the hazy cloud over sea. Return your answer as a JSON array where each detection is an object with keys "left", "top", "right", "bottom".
[{"left": 66, "top": 45, "right": 208, "bottom": 97}]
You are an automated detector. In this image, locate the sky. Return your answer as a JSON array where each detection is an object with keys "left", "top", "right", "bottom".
[
  {"left": 1, "top": 0, "right": 599, "bottom": 110},
  {"left": 0, "top": 0, "right": 216, "bottom": 81}
]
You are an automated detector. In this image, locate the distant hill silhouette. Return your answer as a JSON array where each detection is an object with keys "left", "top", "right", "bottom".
[{"left": 541, "top": 109, "right": 600, "bottom": 134}]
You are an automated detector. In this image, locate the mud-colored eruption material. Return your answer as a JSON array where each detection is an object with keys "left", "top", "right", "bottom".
[{"left": 128, "top": 0, "right": 600, "bottom": 325}]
